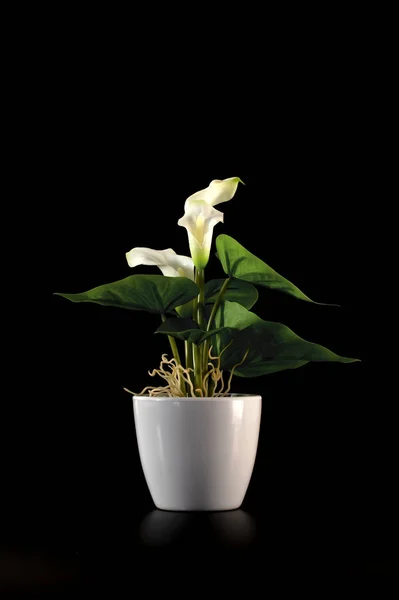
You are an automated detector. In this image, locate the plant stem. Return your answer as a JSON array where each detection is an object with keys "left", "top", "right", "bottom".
[
  {"left": 202, "top": 277, "right": 231, "bottom": 370},
  {"left": 185, "top": 340, "right": 193, "bottom": 370},
  {"left": 161, "top": 314, "right": 186, "bottom": 395},
  {"left": 206, "top": 277, "right": 231, "bottom": 331},
  {"left": 194, "top": 343, "right": 203, "bottom": 393},
  {"left": 196, "top": 269, "right": 205, "bottom": 329},
  {"left": 194, "top": 268, "right": 205, "bottom": 395},
  {"left": 185, "top": 340, "right": 194, "bottom": 390}
]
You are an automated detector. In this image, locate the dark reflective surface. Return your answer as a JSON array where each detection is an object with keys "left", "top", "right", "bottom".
[{"left": 139, "top": 509, "right": 257, "bottom": 548}]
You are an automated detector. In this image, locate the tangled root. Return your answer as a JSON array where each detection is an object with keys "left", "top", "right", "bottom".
[{"left": 124, "top": 346, "right": 249, "bottom": 398}]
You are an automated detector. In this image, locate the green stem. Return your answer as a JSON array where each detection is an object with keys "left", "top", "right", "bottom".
[
  {"left": 196, "top": 269, "right": 205, "bottom": 329},
  {"left": 206, "top": 277, "right": 231, "bottom": 331},
  {"left": 161, "top": 314, "right": 186, "bottom": 395},
  {"left": 185, "top": 340, "right": 193, "bottom": 371},
  {"left": 192, "top": 283, "right": 198, "bottom": 322},
  {"left": 202, "top": 277, "right": 231, "bottom": 370},
  {"left": 194, "top": 343, "right": 203, "bottom": 393},
  {"left": 193, "top": 268, "right": 206, "bottom": 395},
  {"left": 185, "top": 340, "right": 194, "bottom": 391}
]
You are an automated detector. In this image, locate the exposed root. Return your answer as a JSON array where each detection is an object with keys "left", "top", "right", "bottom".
[
  {"left": 208, "top": 346, "right": 249, "bottom": 397},
  {"left": 124, "top": 354, "right": 194, "bottom": 397},
  {"left": 124, "top": 346, "right": 250, "bottom": 398}
]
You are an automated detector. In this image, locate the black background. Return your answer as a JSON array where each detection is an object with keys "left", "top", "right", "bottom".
[{"left": 3, "top": 16, "right": 397, "bottom": 591}]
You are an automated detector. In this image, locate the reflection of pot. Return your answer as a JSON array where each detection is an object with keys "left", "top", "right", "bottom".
[
  {"left": 132, "top": 394, "right": 262, "bottom": 511},
  {"left": 208, "top": 510, "right": 257, "bottom": 546},
  {"left": 139, "top": 511, "right": 191, "bottom": 547},
  {"left": 139, "top": 510, "right": 257, "bottom": 547}
]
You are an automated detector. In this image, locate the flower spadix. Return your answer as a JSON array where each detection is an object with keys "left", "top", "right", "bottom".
[
  {"left": 178, "top": 177, "right": 242, "bottom": 269},
  {"left": 126, "top": 247, "right": 194, "bottom": 280}
]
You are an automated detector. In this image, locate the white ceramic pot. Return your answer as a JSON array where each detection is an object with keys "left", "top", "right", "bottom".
[{"left": 132, "top": 394, "right": 262, "bottom": 511}]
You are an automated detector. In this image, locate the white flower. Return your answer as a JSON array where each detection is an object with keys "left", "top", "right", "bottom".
[
  {"left": 185, "top": 177, "right": 243, "bottom": 209},
  {"left": 126, "top": 247, "right": 194, "bottom": 280},
  {"left": 178, "top": 177, "right": 242, "bottom": 269},
  {"left": 178, "top": 201, "right": 224, "bottom": 270}
]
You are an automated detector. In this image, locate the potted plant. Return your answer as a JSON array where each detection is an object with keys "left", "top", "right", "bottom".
[{"left": 55, "top": 177, "right": 359, "bottom": 511}]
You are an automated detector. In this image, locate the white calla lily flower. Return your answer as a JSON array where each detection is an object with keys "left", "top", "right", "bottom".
[
  {"left": 185, "top": 176, "right": 243, "bottom": 209},
  {"left": 126, "top": 247, "right": 194, "bottom": 280},
  {"left": 178, "top": 176, "right": 242, "bottom": 269},
  {"left": 178, "top": 200, "right": 224, "bottom": 270}
]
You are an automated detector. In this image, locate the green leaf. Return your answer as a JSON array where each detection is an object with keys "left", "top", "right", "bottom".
[
  {"left": 216, "top": 234, "right": 337, "bottom": 305},
  {"left": 155, "top": 317, "right": 235, "bottom": 346},
  {"left": 54, "top": 275, "right": 199, "bottom": 315},
  {"left": 217, "top": 303, "right": 360, "bottom": 376},
  {"left": 211, "top": 300, "right": 263, "bottom": 355},
  {"left": 176, "top": 299, "right": 194, "bottom": 319},
  {"left": 204, "top": 278, "right": 258, "bottom": 309},
  {"left": 214, "top": 300, "right": 264, "bottom": 330}
]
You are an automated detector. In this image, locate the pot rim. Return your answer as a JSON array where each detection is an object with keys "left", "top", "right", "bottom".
[{"left": 132, "top": 393, "right": 261, "bottom": 401}]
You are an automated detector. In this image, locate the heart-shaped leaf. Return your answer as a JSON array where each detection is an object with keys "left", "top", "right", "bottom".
[
  {"left": 55, "top": 275, "right": 199, "bottom": 315},
  {"left": 212, "top": 300, "right": 263, "bottom": 354},
  {"left": 155, "top": 317, "right": 235, "bottom": 346},
  {"left": 216, "top": 234, "right": 338, "bottom": 306},
  {"left": 217, "top": 303, "right": 360, "bottom": 376},
  {"left": 214, "top": 300, "right": 264, "bottom": 330},
  {"left": 204, "top": 278, "right": 258, "bottom": 309}
]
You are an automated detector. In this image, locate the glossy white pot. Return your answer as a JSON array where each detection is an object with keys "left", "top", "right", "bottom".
[{"left": 132, "top": 394, "right": 262, "bottom": 511}]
